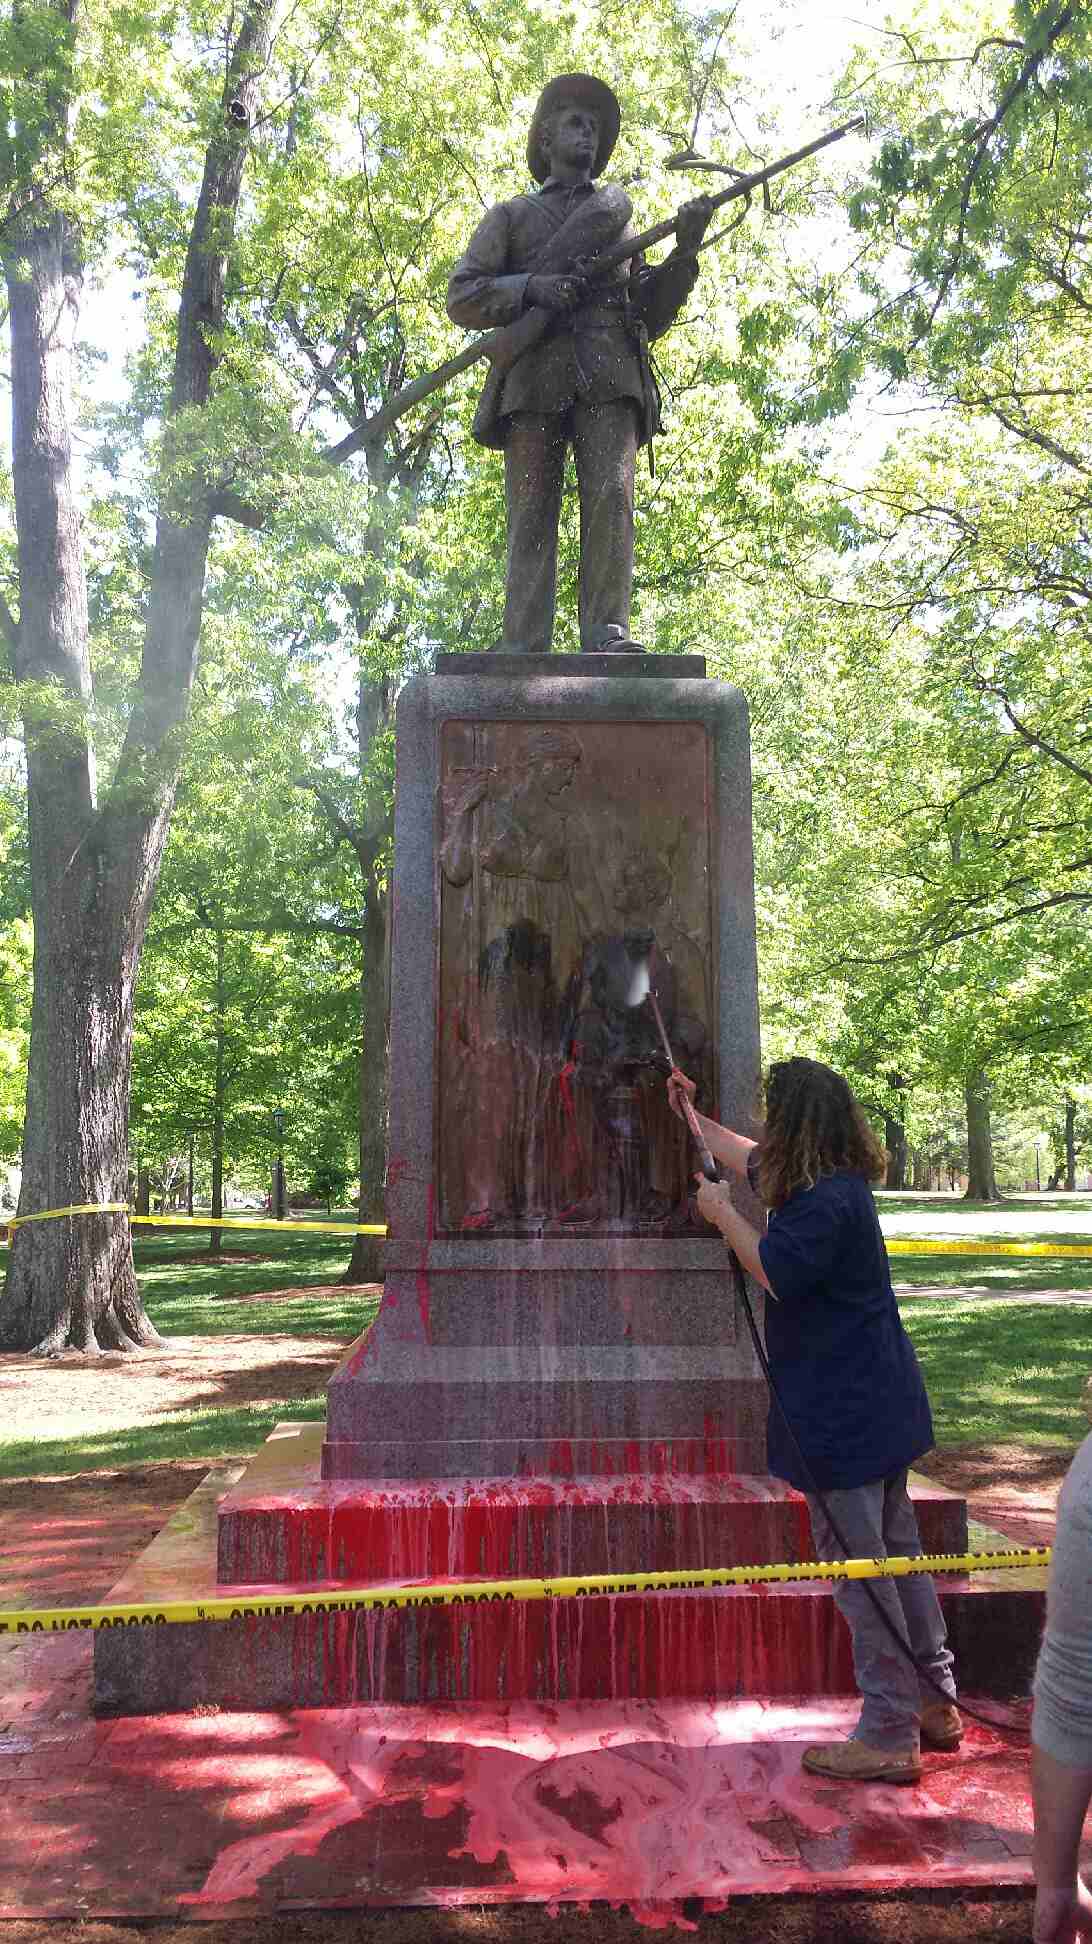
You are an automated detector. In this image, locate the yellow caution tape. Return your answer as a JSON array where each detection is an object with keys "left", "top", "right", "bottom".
[
  {"left": 8, "top": 1202, "right": 129, "bottom": 1228},
  {"left": 0, "top": 1545, "right": 1050, "bottom": 1634},
  {"left": 3, "top": 1206, "right": 1091, "bottom": 1257},
  {"left": 887, "top": 1237, "right": 1092, "bottom": 1259},
  {"left": 2, "top": 1206, "right": 384, "bottom": 1240},
  {"left": 128, "top": 1214, "right": 386, "bottom": 1235}
]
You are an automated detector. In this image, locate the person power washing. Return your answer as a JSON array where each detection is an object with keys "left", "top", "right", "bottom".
[{"left": 666, "top": 1054, "right": 961, "bottom": 1786}]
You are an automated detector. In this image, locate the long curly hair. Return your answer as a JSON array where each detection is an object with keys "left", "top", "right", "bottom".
[{"left": 755, "top": 1057, "right": 886, "bottom": 1210}]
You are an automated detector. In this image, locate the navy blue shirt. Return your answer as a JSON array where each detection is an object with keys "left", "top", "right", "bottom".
[{"left": 755, "top": 1168, "right": 934, "bottom": 1492}]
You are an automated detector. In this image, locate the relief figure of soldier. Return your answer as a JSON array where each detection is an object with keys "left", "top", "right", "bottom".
[{"left": 440, "top": 728, "right": 589, "bottom": 1229}]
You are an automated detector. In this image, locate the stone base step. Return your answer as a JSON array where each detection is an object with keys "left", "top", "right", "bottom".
[
  {"left": 96, "top": 1568, "right": 1044, "bottom": 1717},
  {"left": 93, "top": 1451, "right": 1044, "bottom": 1719},
  {"left": 219, "top": 1424, "right": 969, "bottom": 1585}
]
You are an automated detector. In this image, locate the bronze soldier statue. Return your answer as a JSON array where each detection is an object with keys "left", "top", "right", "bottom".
[{"left": 447, "top": 74, "right": 714, "bottom": 655}]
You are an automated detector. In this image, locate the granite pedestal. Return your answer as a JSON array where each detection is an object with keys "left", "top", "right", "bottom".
[{"left": 325, "top": 657, "right": 768, "bottom": 1481}]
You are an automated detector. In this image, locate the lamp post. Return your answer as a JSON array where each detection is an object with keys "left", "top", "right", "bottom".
[
  {"left": 186, "top": 1131, "right": 195, "bottom": 1218},
  {"left": 1035, "top": 1139, "right": 1042, "bottom": 1192},
  {"left": 272, "top": 1107, "right": 286, "bottom": 1221},
  {"left": 134, "top": 1104, "right": 151, "bottom": 1216}
]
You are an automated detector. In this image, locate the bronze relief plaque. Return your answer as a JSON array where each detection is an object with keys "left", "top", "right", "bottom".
[{"left": 437, "top": 718, "right": 715, "bottom": 1236}]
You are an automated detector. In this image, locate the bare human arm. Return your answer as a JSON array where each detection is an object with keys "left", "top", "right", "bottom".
[
  {"left": 439, "top": 771, "right": 490, "bottom": 886},
  {"left": 666, "top": 1068, "right": 756, "bottom": 1182},
  {"left": 693, "top": 1177, "right": 773, "bottom": 1294},
  {"left": 1031, "top": 1743, "right": 1092, "bottom": 1941}
]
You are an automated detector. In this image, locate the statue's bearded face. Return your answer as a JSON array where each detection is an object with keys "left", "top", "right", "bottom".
[{"left": 542, "top": 102, "right": 599, "bottom": 175}]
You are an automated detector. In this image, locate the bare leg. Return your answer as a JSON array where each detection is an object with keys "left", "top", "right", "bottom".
[
  {"left": 501, "top": 413, "right": 567, "bottom": 653},
  {"left": 1032, "top": 1744, "right": 1092, "bottom": 1942}
]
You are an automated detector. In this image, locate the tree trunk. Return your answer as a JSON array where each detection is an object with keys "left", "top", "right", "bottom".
[
  {"left": 210, "top": 1146, "right": 225, "bottom": 1251},
  {"left": 343, "top": 881, "right": 389, "bottom": 1284},
  {"left": 964, "top": 1073, "right": 1001, "bottom": 1202},
  {"left": 339, "top": 665, "right": 394, "bottom": 1288},
  {"left": 208, "top": 930, "right": 226, "bottom": 1255},
  {"left": 0, "top": 193, "right": 159, "bottom": 1351},
  {"left": 884, "top": 1112, "right": 907, "bottom": 1190},
  {"left": 882, "top": 1074, "right": 908, "bottom": 1189},
  {"left": 1064, "top": 1096, "right": 1077, "bottom": 1193},
  {"left": 0, "top": 2, "right": 273, "bottom": 1352},
  {"left": 3, "top": 926, "right": 157, "bottom": 1352}
]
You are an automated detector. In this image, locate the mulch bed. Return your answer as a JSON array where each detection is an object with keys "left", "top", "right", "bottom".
[
  {"left": 0, "top": 1891, "right": 1040, "bottom": 1940},
  {"left": 915, "top": 1441, "right": 1071, "bottom": 1547}
]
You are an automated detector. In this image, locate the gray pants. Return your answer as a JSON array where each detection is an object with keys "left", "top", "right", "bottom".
[
  {"left": 502, "top": 400, "right": 638, "bottom": 653},
  {"left": 806, "top": 1470, "right": 958, "bottom": 1752}
]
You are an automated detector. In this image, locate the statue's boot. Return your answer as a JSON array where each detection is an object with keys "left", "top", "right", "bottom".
[{"left": 582, "top": 622, "right": 645, "bottom": 654}]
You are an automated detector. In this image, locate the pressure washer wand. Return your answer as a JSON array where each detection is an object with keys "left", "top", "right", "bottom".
[{"left": 646, "top": 989, "right": 722, "bottom": 1183}]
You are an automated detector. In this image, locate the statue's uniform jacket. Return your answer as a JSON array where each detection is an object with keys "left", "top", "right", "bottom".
[{"left": 447, "top": 177, "right": 700, "bottom": 449}]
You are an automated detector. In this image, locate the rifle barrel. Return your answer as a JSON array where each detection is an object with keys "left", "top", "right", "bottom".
[
  {"left": 587, "top": 115, "right": 866, "bottom": 273},
  {"left": 327, "top": 114, "right": 867, "bottom": 458}
]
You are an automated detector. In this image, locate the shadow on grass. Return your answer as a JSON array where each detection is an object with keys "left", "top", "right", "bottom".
[
  {"left": 134, "top": 1230, "right": 382, "bottom": 1336},
  {"left": 157, "top": 1346, "right": 344, "bottom": 1419},
  {"left": 902, "top": 1299, "right": 1092, "bottom": 1446},
  {"left": 893, "top": 1253, "right": 1092, "bottom": 1295},
  {"left": 879, "top": 1193, "right": 1092, "bottom": 1216},
  {"left": 0, "top": 1395, "right": 329, "bottom": 1480}
]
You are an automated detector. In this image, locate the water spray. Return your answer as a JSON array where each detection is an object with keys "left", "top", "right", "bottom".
[{"left": 619, "top": 935, "right": 719, "bottom": 1182}]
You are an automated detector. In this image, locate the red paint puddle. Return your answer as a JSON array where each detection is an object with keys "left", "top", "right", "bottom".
[{"left": 130, "top": 1696, "right": 1036, "bottom": 1917}]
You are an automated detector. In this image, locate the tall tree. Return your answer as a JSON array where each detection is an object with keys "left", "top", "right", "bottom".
[
  {"left": 1, "top": 0, "right": 276, "bottom": 1351},
  {"left": 0, "top": 0, "right": 955, "bottom": 1349}
]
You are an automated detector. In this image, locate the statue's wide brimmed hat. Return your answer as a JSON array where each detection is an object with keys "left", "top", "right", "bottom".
[{"left": 527, "top": 73, "right": 621, "bottom": 184}]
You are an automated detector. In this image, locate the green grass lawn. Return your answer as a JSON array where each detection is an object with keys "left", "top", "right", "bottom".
[
  {"left": 0, "top": 1398, "right": 336, "bottom": 1480},
  {"left": 900, "top": 1299, "right": 1092, "bottom": 1447},
  {"left": 879, "top": 1191, "right": 1092, "bottom": 1296},
  {"left": 133, "top": 1221, "right": 376, "bottom": 1336},
  {"left": 0, "top": 1222, "right": 380, "bottom": 1480}
]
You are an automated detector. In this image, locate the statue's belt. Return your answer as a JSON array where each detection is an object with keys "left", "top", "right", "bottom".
[
  {"left": 566, "top": 300, "right": 631, "bottom": 329},
  {"left": 528, "top": 286, "right": 631, "bottom": 333}
]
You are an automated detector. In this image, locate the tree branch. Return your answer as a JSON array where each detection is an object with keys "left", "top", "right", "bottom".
[
  {"left": 971, "top": 400, "right": 1092, "bottom": 475},
  {"left": 971, "top": 676, "right": 1092, "bottom": 788},
  {"left": 834, "top": 883, "right": 1092, "bottom": 965},
  {"left": 0, "top": 589, "right": 18, "bottom": 659},
  {"left": 916, "top": 3, "right": 1081, "bottom": 340}
]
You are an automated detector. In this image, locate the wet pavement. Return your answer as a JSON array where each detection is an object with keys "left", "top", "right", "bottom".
[{"left": 0, "top": 1625, "right": 1063, "bottom": 1921}]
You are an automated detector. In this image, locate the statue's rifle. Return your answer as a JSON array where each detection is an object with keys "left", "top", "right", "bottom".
[{"left": 327, "top": 115, "right": 863, "bottom": 463}]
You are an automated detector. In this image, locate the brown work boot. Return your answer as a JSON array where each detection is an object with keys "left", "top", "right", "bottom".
[
  {"left": 920, "top": 1702, "right": 963, "bottom": 1750},
  {"left": 802, "top": 1741, "right": 921, "bottom": 1786}
]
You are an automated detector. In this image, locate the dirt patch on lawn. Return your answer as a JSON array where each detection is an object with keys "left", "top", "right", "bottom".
[
  {"left": 0, "top": 1331, "right": 348, "bottom": 1446},
  {"left": 917, "top": 1440, "right": 1075, "bottom": 1546},
  {"left": 0, "top": 1460, "right": 206, "bottom": 1606},
  {"left": 227, "top": 1280, "right": 382, "bottom": 1304},
  {"left": 166, "top": 1249, "right": 278, "bottom": 1264}
]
